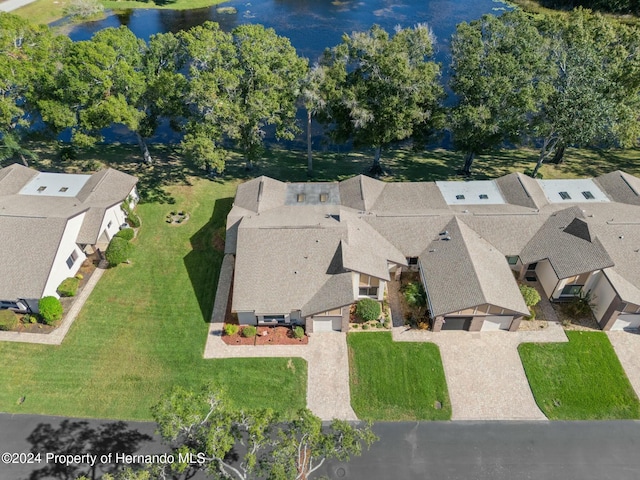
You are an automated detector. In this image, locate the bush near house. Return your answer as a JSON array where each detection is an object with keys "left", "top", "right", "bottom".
[
  {"left": 293, "top": 326, "right": 305, "bottom": 339},
  {"left": 114, "top": 228, "right": 135, "bottom": 241},
  {"left": 520, "top": 285, "right": 541, "bottom": 307},
  {"left": 355, "top": 298, "right": 381, "bottom": 322},
  {"left": 57, "top": 277, "right": 80, "bottom": 297},
  {"left": 224, "top": 324, "right": 239, "bottom": 336},
  {"left": 242, "top": 325, "right": 257, "bottom": 338},
  {"left": 127, "top": 212, "right": 141, "bottom": 228},
  {"left": 105, "top": 237, "right": 134, "bottom": 266},
  {"left": 0, "top": 310, "right": 18, "bottom": 331},
  {"left": 39, "top": 297, "right": 63, "bottom": 325}
]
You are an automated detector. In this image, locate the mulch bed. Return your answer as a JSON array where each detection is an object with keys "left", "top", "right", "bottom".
[{"left": 222, "top": 325, "right": 308, "bottom": 346}]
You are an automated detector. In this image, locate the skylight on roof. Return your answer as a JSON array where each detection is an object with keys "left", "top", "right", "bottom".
[
  {"left": 19, "top": 172, "right": 91, "bottom": 197},
  {"left": 59, "top": 187, "right": 68, "bottom": 192},
  {"left": 37, "top": 186, "right": 46, "bottom": 192},
  {"left": 479, "top": 194, "right": 488, "bottom": 200},
  {"left": 435, "top": 180, "right": 506, "bottom": 205},
  {"left": 559, "top": 191, "right": 571, "bottom": 200},
  {"left": 456, "top": 194, "right": 465, "bottom": 200},
  {"left": 538, "top": 179, "right": 610, "bottom": 204},
  {"left": 582, "top": 191, "right": 595, "bottom": 200},
  {"left": 297, "top": 193, "right": 305, "bottom": 203},
  {"left": 319, "top": 193, "right": 328, "bottom": 203}
]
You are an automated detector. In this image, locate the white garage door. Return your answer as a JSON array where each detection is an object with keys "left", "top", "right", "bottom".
[
  {"left": 312, "top": 317, "right": 342, "bottom": 332},
  {"left": 611, "top": 314, "right": 640, "bottom": 331},
  {"left": 480, "top": 316, "right": 513, "bottom": 332}
]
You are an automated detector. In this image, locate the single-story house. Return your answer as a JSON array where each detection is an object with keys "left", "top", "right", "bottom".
[
  {"left": 217, "top": 170, "right": 640, "bottom": 332},
  {"left": 0, "top": 163, "right": 138, "bottom": 311}
]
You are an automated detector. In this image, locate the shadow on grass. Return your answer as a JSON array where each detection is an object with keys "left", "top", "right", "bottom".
[
  {"left": 184, "top": 195, "right": 234, "bottom": 323},
  {"left": 25, "top": 420, "right": 152, "bottom": 480}
]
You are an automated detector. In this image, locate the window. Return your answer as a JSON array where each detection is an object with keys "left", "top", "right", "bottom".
[
  {"left": 37, "top": 186, "right": 47, "bottom": 192},
  {"left": 66, "top": 250, "right": 79, "bottom": 269},
  {"left": 297, "top": 193, "right": 305, "bottom": 203},
  {"left": 455, "top": 194, "right": 465, "bottom": 200},
  {"left": 261, "top": 314, "right": 286, "bottom": 324},
  {"left": 506, "top": 256, "right": 518, "bottom": 265},
  {"left": 407, "top": 257, "right": 418, "bottom": 265},
  {"left": 559, "top": 191, "right": 571, "bottom": 200},
  {"left": 319, "top": 193, "right": 328, "bottom": 203},
  {"left": 479, "top": 194, "right": 488, "bottom": 200},
  {"left": 561, "top": 284, "right": 583, "bottom": 296},
  {"left": 359, "top": 274, "right": 379, "bottom": 297},
  {"left": 59, "top": 187, "right": 68, "bottom": 192},
  {"left": 582, "top": 191, "right": 595, "bottom": 200}
]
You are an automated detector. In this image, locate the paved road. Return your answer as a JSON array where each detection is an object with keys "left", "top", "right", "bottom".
[{"left": 2, "top": 414, "right": 640, "bottom": 480}]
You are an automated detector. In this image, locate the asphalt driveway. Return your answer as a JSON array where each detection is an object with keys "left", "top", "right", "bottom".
[{"left": 393, "top": 323, "right": 568, "bottom": 421}]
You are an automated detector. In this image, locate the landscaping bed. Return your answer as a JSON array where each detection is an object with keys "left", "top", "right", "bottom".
[
  {"left": 519, "top": 331, "right": 640, "bottom": 420},
  {"left": 222, "top": 325, "right": 308, "bottom": 345}
]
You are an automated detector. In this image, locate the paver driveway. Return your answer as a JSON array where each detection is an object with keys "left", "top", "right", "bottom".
[
  {"left": 393, "top": 324, "right": 568, "bottom": 421},
  {"left": 204, "top": 324, "right": 357, "bottom": 421},
  {"left": 607, "top": 331, "right": 640, "bottom": 401}
]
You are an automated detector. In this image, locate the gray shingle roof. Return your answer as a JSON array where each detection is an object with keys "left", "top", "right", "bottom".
[
  {"left": 520, "top": 206, "right": 614, "bottom": 279},
  {"left": 233, "top": 176, "right": 287, "bottom": 213},
  {"left": 595, "top": 171, "right": 640, "bottom": 206},
  {"left": 419, "top": 217, "right": 528, "bottom": 317},
  {"left": 495, "top": 172, "right": 549, "bottom": 210},
  {"left": 0, "top": 163, "right": 39, "bottom": 195},
  {"left": 338, "top": 175, "right": 385, "bottom": 211}
]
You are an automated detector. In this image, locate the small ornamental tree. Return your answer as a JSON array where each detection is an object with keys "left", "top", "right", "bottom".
[
  {"left": 39, "top": 296, "right": 63, "bottom": 325},
  {"left": 105, "top": 237, "right": 134, "bottom": 266},
  {"left": 355, "top": 298, "right": 381, "bottom": 322},
  {"left": 519, "top": 285, "right": 541, "bottom": 307}
]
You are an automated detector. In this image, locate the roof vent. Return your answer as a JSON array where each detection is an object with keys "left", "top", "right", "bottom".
[
  {"left": 439, "top": 230, "right": 449, "bottom": 236},
  {"left": 442, "top": 236, "right": 451, "bottom": 241}
]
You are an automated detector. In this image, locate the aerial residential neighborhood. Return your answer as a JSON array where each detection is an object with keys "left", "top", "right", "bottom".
[{"left": 3, "top": 0, "right": 640, "bottom": 476}]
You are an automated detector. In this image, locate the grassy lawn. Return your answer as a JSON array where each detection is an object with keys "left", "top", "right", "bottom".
[
  {"left": 519, "top": 331, "right": 640, "bottom": 420},
  {"left": 348, "top": 332, "right": 451, "bottom": 421},
  {"left": 0, "top": 177, "right": 307, "bottom": 420}
]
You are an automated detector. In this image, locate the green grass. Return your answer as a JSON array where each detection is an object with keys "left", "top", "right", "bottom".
[
  {"left": 0, "top": 177, "right": 307, "bottom": 420},
  {"left": 347, "top": 332, "right": 451, "bottom": 421},
  {"left": 519, "top": 331, "right": 640, "bottom": 420}
]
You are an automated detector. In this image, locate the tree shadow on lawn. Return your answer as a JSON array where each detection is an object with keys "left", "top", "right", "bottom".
[
  {"left": 24, "top": 420, "right": 152, "bottom": 480},
  {"left": 184, "top": 196, "right": 235, "bottom": 323}
]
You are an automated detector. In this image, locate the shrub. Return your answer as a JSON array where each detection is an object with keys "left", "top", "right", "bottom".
[
  {"left": 39, "top": 296, "right": 63, "bottom": 325},
  {"left": 105, "top": 237, "right": 134, "bottom": 266},
  {"left": 355, "top": 298, "right": 381, "bottom": 322},
  {"left": 362, "top": 324, "right": 370, "bottom": 330},
  {"left": 519, "top": 284, "right": 541, "bottom": 307},
  {"left": 75, "top": 273, "right": 83, "bottom": 280},
  {"left": 242, "top": 325, "right": 257, "bottom": 338},
  {"left": 127, "top": 212, "right": 141, "bottom": 228},
  {"left": 563, "top": 292, "right": 594, "bottom": 319},
  {"left": 114, "top": 228, "right": 134, "bottom": 241},
  {"left": 293, "top": 326, "right": 304, "bottom": 339},
  {"left": 64, "top": 0, "right": 104, "bottom": 18},
  {"left": 0, "top": 310, "right": 18, "bottom": 331},
  {"left": 57, "top": 277, "right": 80, "bottom": 297},
  {"left": 224, "top": 324, "right": 239, "bottom": 336},
  {"left": 403, "top": 282, "right": 426, "bottom": 307}
]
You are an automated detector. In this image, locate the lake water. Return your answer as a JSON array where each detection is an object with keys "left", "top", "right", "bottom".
[{"left": 63, "top": 0, "right": 511, "bottom": 145}]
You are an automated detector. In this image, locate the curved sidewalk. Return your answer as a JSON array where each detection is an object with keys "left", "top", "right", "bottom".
[
  {"left": 204, "top": 323, "right": 358, "bottom": 422},
  {"left": 392, "top": 323, "right": 568, "bottom": 421},
  {"left": 0, "top": 0, "right": 38, "bottom": 11}
]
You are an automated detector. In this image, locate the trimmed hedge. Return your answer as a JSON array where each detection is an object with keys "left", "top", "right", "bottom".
[
  {"left": 127, "top": 212, "right": 141, "bottom": 228},
  {"left": 114, "top": 228, "right": 134, "bottom": 241},
  {"left": 39, "top": 296, "right": 63, "bottom": 325},
  {"left": 356, "top": 298, "right": 381, "bottom": 322},
  {"left": 105, "top": 237, "right": 134, "bottom": 266},
  {"left": 293, "top": 326, "right": 305, "bottom": 339},
  {"left": 0, "top": 309, "right": 18, "bottom": 331},
  {"left": 57, "top": 277, "right": 80, "bottom": 297}
]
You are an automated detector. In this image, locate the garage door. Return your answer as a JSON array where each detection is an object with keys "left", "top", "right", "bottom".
[
  {"left": 312, "top": 317, "right": 342, "bottom": 332},
  {"left": 611, "top": 314, "right": 640, "bottom": 331},
  {"left": 441, "top": 317, "right": 471, "bottom": 331},
  {"left": 481, "top": 316, "right": 513, "bottom": 332}
]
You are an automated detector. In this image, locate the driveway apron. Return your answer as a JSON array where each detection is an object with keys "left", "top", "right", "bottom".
[
  {"left": 393, "top": 324, "right": 567, "bottom": 421},
  {"left": 607, "top": 331, "right": 640, "bottom": 401}
]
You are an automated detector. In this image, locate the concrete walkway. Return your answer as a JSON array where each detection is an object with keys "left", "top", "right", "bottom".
[
  {"left": 0, "top": 267, "right": 105, "bottom": 345},
  {"left": 607, "top": 331, "right": 640, "bottom": 401},
  {"left": 0, "top": 0, "right": 38, "bottom": 11},
  {"left": 392, "top": 323, "right": 568, "bottom": 421},
  {"left": 204, "top": 323, "right": 357, "bottom": 421}
]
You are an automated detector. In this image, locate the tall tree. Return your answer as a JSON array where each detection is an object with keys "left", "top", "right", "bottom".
[
  {"left": 449, "top": 11, "right": 553, "bottom": 175},
  {"left": 178, "top": 22, "right": 238, "bottom": 174},
  {"left": 300, "top": 64, "right": 328, "bottom": 176},
  {"left": 531, "top": 10, "right": 640, "bottom": 176},
  {"left": 320, "top": 24, "right": 444, "bottom": 175},
  {"left": 36, "top": 27, "right": 146, "bottom": 150},
  {"left": 0, "top": 14, "right": 64, "bottom": 166},
  {"left": 228, "top": 24, "right": 307, "bottom": 170},
  {"left": 151, "top": 385, "right": 377, "bottom": 480}
]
